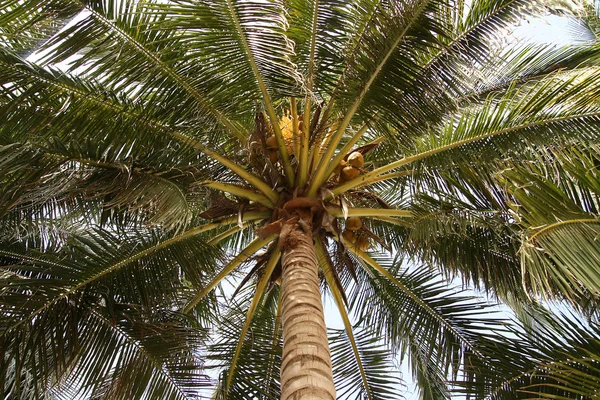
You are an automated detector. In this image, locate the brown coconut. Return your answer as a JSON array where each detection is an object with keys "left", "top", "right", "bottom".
[
  {"left": 346, "top": 216, "right": 362, "bottom": 231},
  {"left": 342, "top": 230, "right": 356, "bottom": 243},
  {"left": 347, "top": 151, "right": 364, "bottom": 168},
  {"left": 266, "top": 135, "right": 277, "bottom": 149},
  {"left": 340, "top": 166, "right": 360, "bottom": 182},
  {"left": 333, "top": 160, "right": 347, "bottom": 175}
]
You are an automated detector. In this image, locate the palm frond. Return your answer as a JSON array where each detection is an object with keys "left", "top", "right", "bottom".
[
  {"left": 0, "top": 0, "right": 81, "bottom": 56},
  {"left": 330, "top": 327, "right": 404, "bottom": 400},
  {"left": 208, "top": 286, "right": 282, "bottom": 400},
  {"left": 336, "top": 68, "right": 600, "bottom": 196},
  {"left": 341, "top": 248, "right": 519, "bottom": 399},
  {"left": 501, "top": 145, "right": 600, "bottom": 303},
  {"left": 484, "top": 312, "right": 600, "bottom": 400},
  {"left": 38, "top": 0, "right": 245, "bottom": 140},
  {"left": 318, "top": 239, "right": 403, "bottom": 400}
]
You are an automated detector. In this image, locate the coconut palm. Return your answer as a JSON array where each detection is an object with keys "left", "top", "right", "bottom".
[{"left": 2, "top": 0, "right": 600, "bottom": 399}]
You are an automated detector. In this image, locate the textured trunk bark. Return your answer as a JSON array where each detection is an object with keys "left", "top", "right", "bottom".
[{"left": 279, "top": 224, "right": 336, "bottom": 400}]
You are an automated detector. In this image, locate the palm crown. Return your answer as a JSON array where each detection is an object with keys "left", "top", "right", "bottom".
[{"left": 2, "top": 0, "right": 600, "bottom": 399}]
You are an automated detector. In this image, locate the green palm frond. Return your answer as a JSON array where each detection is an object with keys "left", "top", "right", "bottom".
[
  {"left": 340, "top": 250, "right": 514, "bottom": 399},
  {"left": 329, "top": 327, "right": 404, "bottom": 400},
  {"left": 0, "top": 0, "right": 81, "bottom": 56},
  {"left": 1, "top": 295, "right": 210, "bottom": 400},
  {"left": 393, "top": 176, "right": 522, "bottom": 297},
  {"left": 485, "top": 312, "right": 600, "bottom": 400},
  {"left": 336, "top": 66, "right": 600, "bottom": 197},
  {"left": 286, "top": 0, "right": 387, "bottom": 96},
  {"left": 38, "top": 0, "right": 246, "bottom": 140},
  {"left": 0, "top": 225, "right": 227, "bottom": 332},
  {"left": 500, "top": 145, "right": 600, "bottom": 304},
  {"left": 208, "top": 286, "right": 282, "bottom": 400}
]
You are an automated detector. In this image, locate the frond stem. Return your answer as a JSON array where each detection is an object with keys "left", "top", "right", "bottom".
[
  {"left": 316, "top": 239, "right": 373, "bottom": 400},
  {"left": 198, "top": 148, "right": 279, "bottom": 204},
  {"left": 225, "top": 248, "right": 281, "bottom": 393},
  {"left": 342, "top": 239, "right": 485, "bottom": 360},
  {"left": 326, "top": 207, "right": 412, "bottom": 219},
  {"left": 184, "top": 234, "right": 277, "bottom": 312},
  {"left": 207, "top": 223, "right": 250, "bottom": 246},
  {"left": 291, "top": 97, "right": 301, "bottom": 156},
  {"left": 224, "top": 0, "right": 294, "bottom": 185}
]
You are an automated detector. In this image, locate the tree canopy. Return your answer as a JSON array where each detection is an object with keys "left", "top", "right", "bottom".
[{"left": 2, "top": 0, "right": 600, "bottom": 399}]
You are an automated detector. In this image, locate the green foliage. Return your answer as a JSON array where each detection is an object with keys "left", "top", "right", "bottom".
[{"left": 2, "top": 0, "right": 600, "bottom": 399}]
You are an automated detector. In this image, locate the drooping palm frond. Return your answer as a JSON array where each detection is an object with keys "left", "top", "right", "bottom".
[
  {"left": 208, "top": 285, "right": 282, "bottom": 400},
  {"left": 47, "top": 308, "right": 212, "bottom": 400},
  {"left": 499, "top": 145, "right": 600, "bottom": 307},
  {"left": 335, "top": 248, "right": 519, "bottom": 400},
  {"left": 0, "top": 222, "right": 235, "bottom": 398},
  {"left": 0, "top": 270, "right": 212, "bottom": 400},
  {"left": 481, "top": 312, "right": 600, "bottom": 400},
  {"left": 329, "top": 327, "right": 404, "bottom": 400}
]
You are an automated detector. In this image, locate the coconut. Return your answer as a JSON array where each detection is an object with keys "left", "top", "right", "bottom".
[
  {"left": 347, "top": 151, "right": 364, "bottom": 168},
  {"left": 333, "top": 160, "right": 347, "bottom": 175},
  {"left": 340, "top": 166, "right": 360, "bottom": 182},
  {"left": 342, "top": 230, "right": 356, "bottom": 243},
  {"left": 346, "top": 216, "right": 362, "bottom": 231},
  {"left": 266, "top": 135, "right": 277, "bottom": 149},
  {"left": 267, "top": 148, "right": 279, "bottom": 163}
]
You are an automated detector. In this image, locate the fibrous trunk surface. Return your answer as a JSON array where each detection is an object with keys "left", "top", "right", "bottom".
[{"left": 280, "top": 223, "right": 336, "bottom": 400}]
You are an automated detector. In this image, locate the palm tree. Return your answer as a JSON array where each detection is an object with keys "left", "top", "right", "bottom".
[{"left": 2, "top": 0, "right": 600, "bottom": 399}]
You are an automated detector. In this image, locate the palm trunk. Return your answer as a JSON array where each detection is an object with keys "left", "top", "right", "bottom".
[{"left": 279, "top": 223, "right": 336, "bottom": 400}]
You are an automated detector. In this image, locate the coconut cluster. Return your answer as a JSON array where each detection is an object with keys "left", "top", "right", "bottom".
[
  {"left": 334, "top": 151, "right": 364, "bottom": 183},
  {"left": 342, "top": 216, "right": 369, "bottom": 251}
]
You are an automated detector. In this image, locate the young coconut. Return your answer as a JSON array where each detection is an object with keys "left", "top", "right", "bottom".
[
  {"left": 266, "top": 135, "right": 277, "bottom": 149},
  {"left": 340, "top": 166, "right": 360, "bottom": 182},
  {"left": 346, "top": 216, "right": 362, "bottom": 231},
  {"left": 347, "top": 151, "right": 364, "bottom": 168},
  {"left": 333, "top": 159, "right": 347, "bottom": 175},
  {"left": 342, "top": 230, "right": 356, "bottom": 243}
]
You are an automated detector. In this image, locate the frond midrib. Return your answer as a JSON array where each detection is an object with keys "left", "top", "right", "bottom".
[
  {"left": 0, "top": 213, "right": 269, "bottom": 337},
  {"left": 527, "top": 218, "right": 600, "bottom": 242},
  {"left": 333, "top": 109, "right": 600, "bottom": 195},
  {"left": 88, "top": 309, "right": 191, "bottom": 400},
  {"left": 77, "top": 1, "right": 244, "bottom": 140}
]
